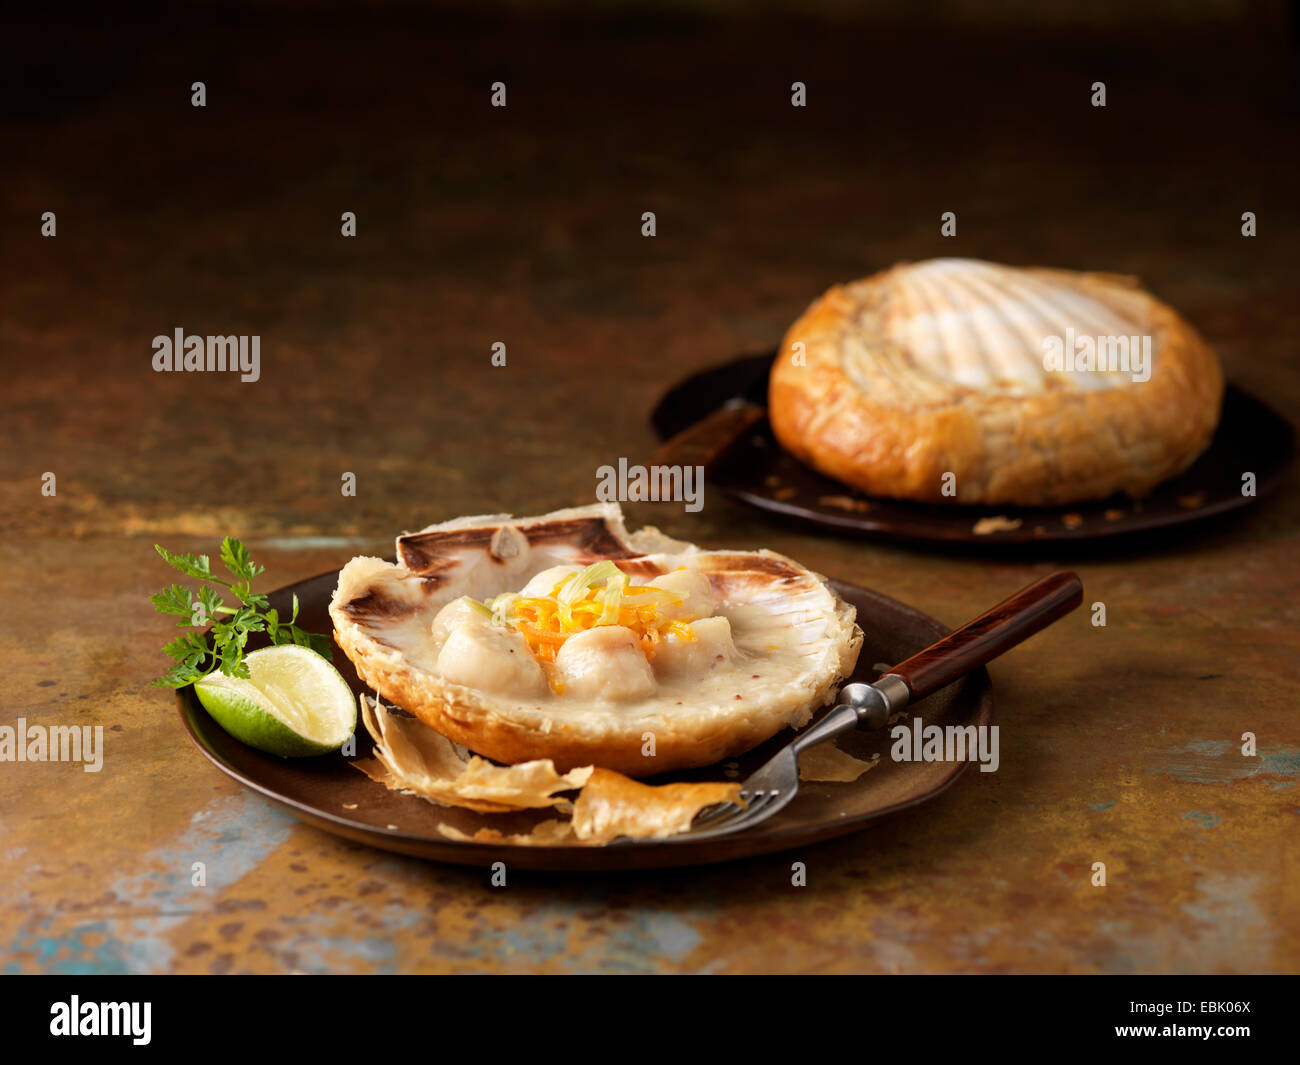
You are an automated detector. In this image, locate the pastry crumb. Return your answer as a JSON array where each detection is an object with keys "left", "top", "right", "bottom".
[
  {"left": 799, "top": 745, "right": 880, "bottom": 783},
  {"left": 818, "top": 494, "right": 872, "bottom": 513},
  {"left": 1103, "top": 508, "right": 1125, "bottom": 521},
  {"left": 437, "top": 820, "right": 576, "bottom": 846},
  {"left": 1178, "top": 492, "right": 1208, "bottom": 508},
  {"left": 1062, "top": 512, "right": 1084, "bottom": 529},
  {"left": 972, "top": 515, "right": 1022, "bottom": 535}
]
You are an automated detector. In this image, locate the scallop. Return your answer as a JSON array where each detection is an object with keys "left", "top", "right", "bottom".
[
  {"left": 519, "top": 564, "right": 582, "bottom": 599},
  {"left": 554, "top": 625, "right": 656, "bottom": 701},
  {"left": 329, "top": 503, "right": 862, "bottom": 777},
  {"left": 653, "top": 616, "right": 737, "bottom": 678},
  {"left": 436, "top": 622, "right": 546, "bottom": 697},
  {"left": 430, "top": 596, "right": 486, "bottom": 649},
  {"left": 648, "top": 567, "right": 716, "bottom": 620}
]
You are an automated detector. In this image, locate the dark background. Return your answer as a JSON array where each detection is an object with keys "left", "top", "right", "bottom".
[{"left": 3, "top": 1, "right": 1298, "bottom": 539}]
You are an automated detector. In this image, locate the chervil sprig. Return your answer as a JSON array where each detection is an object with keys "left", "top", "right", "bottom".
[{"left": 151, "top": 537, "right": 332, "bottom": 687}]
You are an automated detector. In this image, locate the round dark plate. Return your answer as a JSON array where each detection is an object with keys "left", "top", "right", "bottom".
[
  {"left": 177, "top": 570, "right": 992, "bottom": 870},
  {"left": 651, "top": 353, "right": 1295, "bottom": 544}
]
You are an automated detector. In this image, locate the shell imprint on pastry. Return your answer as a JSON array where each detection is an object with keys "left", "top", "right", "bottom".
[
  {"left": 330, "top": 503, "right": 862, "bottom": 777},
  {"left": 880, "top": 258, "right": 1149, "bottom": 394},
  {"left": 769, "top": 257, "right": 1225, "bottom": 506}
]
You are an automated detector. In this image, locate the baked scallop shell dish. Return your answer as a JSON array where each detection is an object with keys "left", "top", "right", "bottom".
[
  {"left": 769, "top": 258, "right": 1224, "bottom": 506},
  {"left": 330, "top": 503, "right": 861, "bottom": 780}
]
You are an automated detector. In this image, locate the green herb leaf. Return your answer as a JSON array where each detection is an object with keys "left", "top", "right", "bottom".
[
  {"left": 155, "top": 545, "right": 213, "bottom": 580},
  {"left": 153, "top": 660, "right": 205, "bottom": 688},
  {"left": 151, "top": 538, "right": 332, "bottom": 686},
  {"left": 163, "top": 632, "right": 210, "bottom": 666},
  {"left": 196, "top": 585, "right": 224, "bottom": 625},
  {"left": 150, "top": 584, "right": 194, "bottom": 618},
  {"left": 220, "top": 537, "right": 264, "bottom": 583}
]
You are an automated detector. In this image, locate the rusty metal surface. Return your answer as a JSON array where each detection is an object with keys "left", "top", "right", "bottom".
[{"left": 1, "top": 14, "right": 1297, "bottom": 973}]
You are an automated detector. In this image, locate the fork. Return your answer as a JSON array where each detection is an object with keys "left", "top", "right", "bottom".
[{"left": 673, "top": 570, "right": 1084, "bottom": 840}]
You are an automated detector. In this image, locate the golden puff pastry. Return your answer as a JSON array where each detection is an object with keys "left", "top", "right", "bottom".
[{"left": 768, "top": 258, "right": 1224, "bottom": 506}]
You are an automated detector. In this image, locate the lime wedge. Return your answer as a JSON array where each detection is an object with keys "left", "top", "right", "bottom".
[{"left": 195, "top": 645, "right": 356, "bottom": 757}]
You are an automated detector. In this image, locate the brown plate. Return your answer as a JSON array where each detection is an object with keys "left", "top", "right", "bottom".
[
  {"left": 651, "top": 352, "right": 1295, "bottom": 544},
  {"left": 177, "top": 569, "right": 992, "bottom": 870}
]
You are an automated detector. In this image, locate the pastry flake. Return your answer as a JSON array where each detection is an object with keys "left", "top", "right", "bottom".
[
  {"left": 362, "top": 698, "right": 744, "bottom": 845},
  {"left": 570, "top": 767, "right": 743, "bottom": 843},
  {"left": 358, "top": 695, "right": 591, "bottom": 813},
  {"left": 797, "top": 743, "right": 880, "bottom": 783}
]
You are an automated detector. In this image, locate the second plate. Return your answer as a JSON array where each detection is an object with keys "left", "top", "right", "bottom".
[{"left": 651, "top": 352, "right": 1295, "bottom": 545}]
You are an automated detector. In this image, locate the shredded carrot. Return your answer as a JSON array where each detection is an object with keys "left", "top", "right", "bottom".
[{"left": 496, "top": 570, "right": 699, "bottom": 671}]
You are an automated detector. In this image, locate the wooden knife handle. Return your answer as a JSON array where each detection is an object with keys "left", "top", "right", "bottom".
[
  {"left": 885, "top": 571, "right": 1083, "bottom": 702},
  {"left": 649, "top": 401, "right": 766, "bottom": 471}
]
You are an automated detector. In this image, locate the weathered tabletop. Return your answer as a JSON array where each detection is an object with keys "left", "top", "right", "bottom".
[{"left": 2, "top": 14, "right": 1297, "bottom": 973}]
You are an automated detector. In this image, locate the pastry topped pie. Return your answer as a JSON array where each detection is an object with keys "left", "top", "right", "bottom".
[
  {"left": 329, "top": 504, "right": 861, "bottom": 777},
  {"left": 768, "top": 258, "right": 1224, "bottom": 506}
]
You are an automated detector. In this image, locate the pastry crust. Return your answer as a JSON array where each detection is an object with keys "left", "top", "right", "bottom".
[
  {"left": 330, "top": 504, "right": 862, "bottom": 777},
  {"left": 768, "top": 259, "right": 1224, "bottom": 506}
]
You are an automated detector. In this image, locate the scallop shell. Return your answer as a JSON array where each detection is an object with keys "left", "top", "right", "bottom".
[
  {"left": 329, "top": 503, "right": 862, "bottom": 777},
  {"left": 869, "top": 257, "right": 1153, "bottom": 397}
]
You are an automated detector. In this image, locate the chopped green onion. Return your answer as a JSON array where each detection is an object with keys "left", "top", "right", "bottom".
[
  {"left": 619, "top": 588, "right": 683, "bottom": 609},
  {"left": 557, "top": 561, "right": 625, "bottom": 607},
  {"left": 598, "top": 570, "right": 628, "bottom": 625},
  {"left": 488, "top": 592, "right": 521, "bottom": 626},
  {"left": 462, "top": 596, "right": 494, "bottom": 619}
]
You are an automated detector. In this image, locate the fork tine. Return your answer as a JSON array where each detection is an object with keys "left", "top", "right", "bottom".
[
  {"left": 737, "top": 790, "right": 778, "bottom": 818},
  {"left": 694, "top": 801, "right": 742, "bottom": 825},
  {"left": 691, "top": 788, "right": 758, "bottom": 828},
  {"left": 691, "top": 789, "right": 781, "bottom": 834},
  {"left": 669, "top": 703, "right": 869, "bottom": 841}
]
